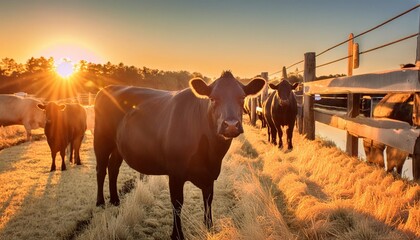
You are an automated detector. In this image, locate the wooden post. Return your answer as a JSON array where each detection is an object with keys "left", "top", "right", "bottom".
[
  {"left": 353, "top": 43, "right": 359, "bottom": 69},
  {"left": 346, "top": 33, "right": 360, "bottom": 157},
  {"left": 282, "top": 66, "right": 287, "bottom": 79},
  {"left": 412, "top": 19, "right": 420, "bottom": 181},
  {"left": 250, "top": 98, "right": 257, "bottom": 126},
  {"left": 416, "top": 15, "right": 420, "bottom": 67},
  {"left": 303, "top": 52, "right": 315, "bottom": 140},
  {"left": 261, "top": 72, "right": 269, "bottom": 102},
  {"left": 347, "top": 33, "right": 354, "bottom": 76},
  {"left": 413, "top": 94, "right": 420, "bottom": 181}
]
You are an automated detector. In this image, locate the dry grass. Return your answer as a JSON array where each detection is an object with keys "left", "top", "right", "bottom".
[
  {"left": 0, "top": 119, "right": 419, "bottom": 239},
  {"left": 249, "top": 124, "right": 420, "bottom": 239},
  {"left": 0, "top": 126, "right": 41, "bottom": 150},
  {"left": 0, "top": 125, "right": 45, "bottom": 150},
  {"left": 0, "top": 133, "right": 138, "bottom": 240}
]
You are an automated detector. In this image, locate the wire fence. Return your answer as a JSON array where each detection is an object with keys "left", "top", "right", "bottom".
[{"left": 269, "top": 4, "right": 420, "bottom": 77}]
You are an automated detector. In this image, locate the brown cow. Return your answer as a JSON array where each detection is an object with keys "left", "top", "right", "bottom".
[
  {"left": 0, "top": 94, "right": 46, "bottom": 140},
  {"left": 38, "top": 102, "right": 87, "bottom": 171},
  {"left": 363, "top": 93, "right": 412, "bottom": 175},
  {"left": 94, "top": 71, "right": 265, "bottom": 240}
]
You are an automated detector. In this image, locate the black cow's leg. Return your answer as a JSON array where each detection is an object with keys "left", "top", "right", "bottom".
[
  {"left": 267, "top": 125, "right": 277, "bottom": 145},
  {"left": 108, "top": 149, "right": 123, "bottom": 206},
  {"left": 266, "top": 125, "right": 271, "bottom": 142},
  {"left": 169, "top": 177, "right": 185, "bottom": 240},
  {"left": 60, "top": 149, "right": 66, "bottom": 171},
  {"left": 286, "top": 123, "right": 294, "bottom": 150},
  {"left": 277, "top": 126, "right": 283, "bottom": 149},
  {"left": 73, "top": 136, "right": 83, "bottom": 165},
  {"left": 94, "top": 140, "right": 112, "bottom": 206},
  {"left": 50, "top": 151, "right": 57, "bottom": 172},
  {"left": 270, "top": 126, "right": 277, "bottom": 145},
  {"left": 202, "top": 183, "right": 214, "bottom": 230}
]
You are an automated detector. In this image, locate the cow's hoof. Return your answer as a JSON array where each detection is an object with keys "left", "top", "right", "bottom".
[
  {"left": 61, "top": 166, "right": 67, "bottom": 171},
  {"left": 50, "top": 168, "right": 56, "bottom": 172},
  {"left": 171, "top": 233, "right": 185, "bottom": 240},
  {"left": 76, "top": 161, "right": 82, "bottom": 165},
  {"left": 110, "top": 198, "right": 120, "bottom": 206},
  {"left": 96, "top": 201, "right": 105, "bottom": 207}
]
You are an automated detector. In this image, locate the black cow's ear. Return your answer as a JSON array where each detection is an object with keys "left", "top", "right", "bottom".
[
  {"left": 268, "top": 83, "right": 277, "bottom": 90},
  {"left": 190, "top": 78, "right": 211, "bottom": 98},
  {"left": 244, "top": 77, "right": 266, "bottom": 97},
  {"left": 37, "top": 104, "right": 46, "bottom": 110},
  {"left": 292, "top": 82, "right": 299, "bottom": 90}
]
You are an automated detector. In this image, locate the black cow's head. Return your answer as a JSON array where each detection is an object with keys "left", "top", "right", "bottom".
[
  {"left": 269, "top": 79, "right": 299, "bottom": 107},
  {"left": 190, "top": 71, "right": 266, "bottom": 139},
  {"left": 37, "top": 102, "right": 66, "bottom": 125}
]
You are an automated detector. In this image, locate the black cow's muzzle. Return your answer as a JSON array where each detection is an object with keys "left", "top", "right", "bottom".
[
  {"left": 219, "top": 120, "right": 243, "bottom": 139},
  {"left": 279, "top": 99, "right": 290, "bottom": 107}
]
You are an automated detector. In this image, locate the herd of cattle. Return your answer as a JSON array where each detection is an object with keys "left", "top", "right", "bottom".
[{"left": 0, "top": 71, "right": 414, "bottom": 240}]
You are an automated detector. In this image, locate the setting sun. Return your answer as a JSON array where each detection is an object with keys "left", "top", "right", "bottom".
[{"left": 56, "top": 59, "right": 75, "bottom": 78}]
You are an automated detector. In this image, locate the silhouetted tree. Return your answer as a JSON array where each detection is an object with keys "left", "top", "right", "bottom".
[{"left": 0, "top": 57, "right": 212, "bottom": 99}]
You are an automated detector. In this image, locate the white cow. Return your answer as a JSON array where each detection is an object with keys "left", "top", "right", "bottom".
[
  {"left": 0, "top": 94, "right": 46, "bottom": 140},
  {"left": 85, "top": 105, "right": 95, "bottom": 134}
]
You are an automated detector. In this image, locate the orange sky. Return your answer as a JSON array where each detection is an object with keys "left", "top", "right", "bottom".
[{"left": 0, "top": 1, "right": 418, "bottom": 79}]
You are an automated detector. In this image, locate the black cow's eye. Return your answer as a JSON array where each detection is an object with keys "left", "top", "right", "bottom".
[{"left": 210, "top": 98, "right": 220, "bottom": 107}]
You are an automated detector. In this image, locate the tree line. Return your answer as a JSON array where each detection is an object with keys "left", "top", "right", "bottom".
[{"left": 0, "top": 57, "right": 211, "bottom": 100}]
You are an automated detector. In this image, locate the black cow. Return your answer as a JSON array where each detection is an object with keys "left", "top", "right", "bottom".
[
  {"left": 263, "top": 79, "right": 298, "bottom": 149},
  {"left": 363, "top": 93, "right": 412, "bottom": 174},
  {"left": 38, "top": 102, "right": 87, "bottom": 171},
  {"left": 94, "top": 71, "right": 265, "bottom": 240}
]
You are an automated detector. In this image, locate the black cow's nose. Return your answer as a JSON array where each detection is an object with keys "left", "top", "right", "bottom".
[
  {"left": 221, "top": 120, "right": 242, "bottom": 138},
  {"left": 223, "top": 120, "right": 239, "bottom": 129}
]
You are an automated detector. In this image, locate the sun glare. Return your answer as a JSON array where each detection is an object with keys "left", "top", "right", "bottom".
[{"left": 56, "top": 59, "right": 75, "bottom": 79}]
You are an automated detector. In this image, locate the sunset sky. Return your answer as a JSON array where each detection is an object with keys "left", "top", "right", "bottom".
[{"left": 0, "top": 0, "right": 418, "bottom": 79}]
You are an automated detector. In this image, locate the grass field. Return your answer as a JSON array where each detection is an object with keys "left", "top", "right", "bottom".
[{"left": 0, "top": 121, "right": 419, "bottom": 239}]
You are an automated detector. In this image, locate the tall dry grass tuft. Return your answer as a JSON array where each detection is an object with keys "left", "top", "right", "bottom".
[{"left": 0, "top": 126, "right": 27, "bottom": 149}]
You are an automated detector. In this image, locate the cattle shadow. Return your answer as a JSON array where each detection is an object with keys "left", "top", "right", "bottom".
[
  {"left": 0, "top": 141, "right": 34, "bottom": 174},
  {"left": 239, "top": 138, "right": 259, "bottom": 160}
]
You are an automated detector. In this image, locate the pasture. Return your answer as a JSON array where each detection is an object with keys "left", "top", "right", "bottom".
[{"left": 0, "top": 120, "right": 419, "bottom": 239}]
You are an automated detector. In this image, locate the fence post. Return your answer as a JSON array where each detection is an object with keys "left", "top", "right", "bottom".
[
  {"left": 417, "top": 15, "right": 420, "bottom": 67},
  {"left": 412, "top": 18, "right": 420, "bottom": 181},
  {"left": 413, "top": 94, "right": 420, "bottom": 181},
  {"left": 261, "top": 72, "right": 269, "bottom": 101},
  {"left": 282, "top": 66, "right": 287, "bottom": 79},
  {"left": 250, "top": 97, "right": 257, "bottom": 126},
  {"left": 250, "top": 72, "right": 269, "bottom": 126},
  {"left": 303, "top": 52, "right": 315, "bottom": 140},
  {"left": 346, "top": 33, "right": 360, "bottom": 157}
]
